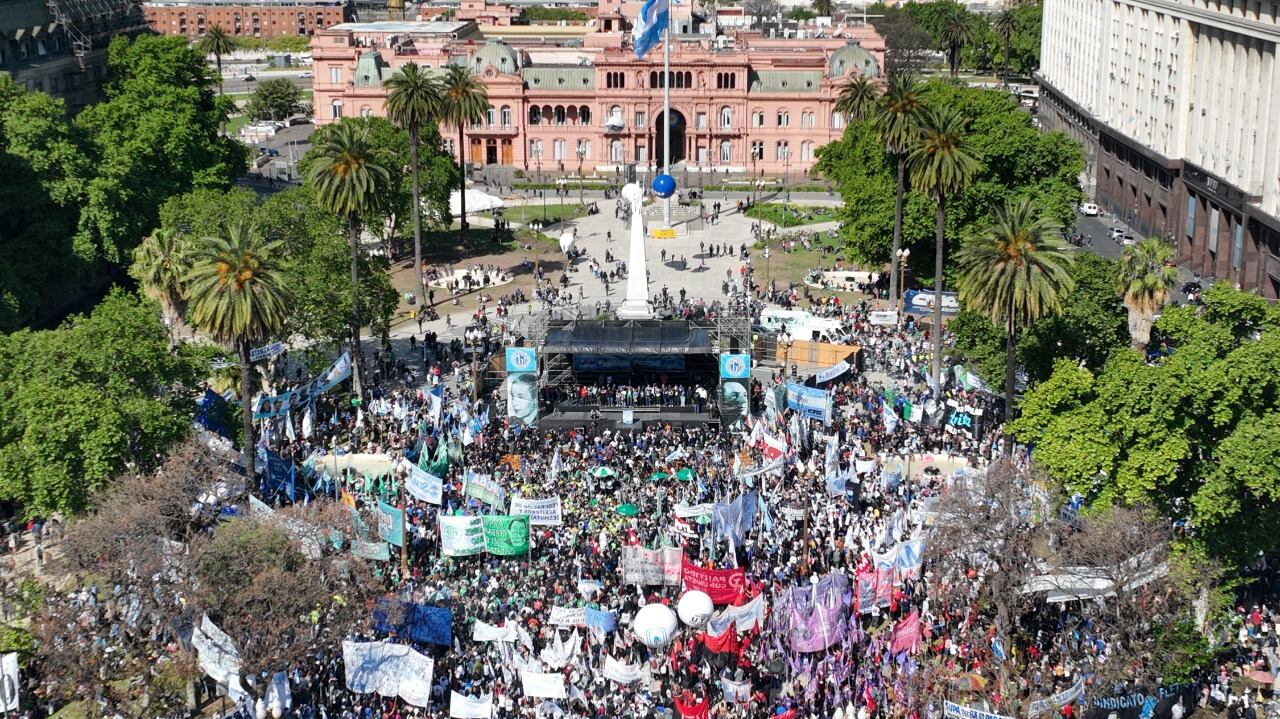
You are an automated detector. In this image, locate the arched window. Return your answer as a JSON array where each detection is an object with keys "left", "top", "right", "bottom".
[
  {"left": 542, "top": 105, "right": 553, "bottom": 123},
  {"left": 576, "top": 139, "right": 590, "bottom": 159},
  {"left": 553, "top": 139, "right": 566, "bottom": 160},
  {"left": 777, "top": 111, "right": 790, "bottom": 127},
  {"left": 720, "top": 106, "right": 732, "bottom": 129},
  {"left": 610, "top": 139, "right": 624, "bottom": 162},
  {"left": 554, "top": 106, "right": 566, "bottom": 125},
  {"left": 719, "top": 140, "right": 732, "bottom": 163},
  {"left": 579, "top": 106, "right": 591, "bottom": 125},
  {"left": 567, "top": 105, "right": 579, "bottom": 124},
  {"left": 684, "top": 71, "right": 692, "bottom": 88},
  {"left": 529, "top": 106, "right": 541, "bottom": 124},
  {"left": 832, "top": 111, "right": 844, "bottom": 129},
  {"left": 360, "top": 106, "right": 372, "bottom": 118},
  {"left": 649, "top": 71, "right": 658, "bottom": 88},
  {"left": 330, "top": 100, "right": 342, "bottom": 119},
  {"left": 486, "top": 106, "right": 496, "bottom": 126},
  {"left": 500, "top": 106, "right": 512, "bottom": 127}
]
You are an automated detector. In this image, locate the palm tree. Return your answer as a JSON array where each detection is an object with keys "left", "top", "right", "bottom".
[
  {"left": 197, "top": 26, "right": 235, "bottom": 94},
  {"left": 438, "top": 64, "right": 490, "bottom": 241},
  {"left": 941, "top": 8, "right": 974, "bottom": 77},
  {"left": 385, "top": 63, "right": 443, "bottom": 306},
  {"left": 307, "top": 121, "right": 390, "bottom": 400},
  {"left": 130, "top": 227, "right": 191, "bottom": 349},
  {"left": 811, "top": 0, "right": 835, "bottom": 17},
  {"left": 908, "top": 104, "right": 981, "bottom": 390},
  {"left": 834, "top": 75, "right": 879, "bottom": 124},
  {"left": 955, "top": 198, "right": 1075, "bottom": 451},
  {"left": 1117, "top": 238, "right": 1178, "bottom": 349},
  {"left": 184, "top": 221, "right": 291, "bottom": 474},
  {"left": 871, "top": 73, "right": 924, "bottom": 308},
  {"left": 992, "top": 9, "right": 1018, "bottom": 85}
]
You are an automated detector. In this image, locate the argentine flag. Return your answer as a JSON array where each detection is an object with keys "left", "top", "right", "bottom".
[{"left": 632, "top": 0, "right": 670, "bottom": 59}]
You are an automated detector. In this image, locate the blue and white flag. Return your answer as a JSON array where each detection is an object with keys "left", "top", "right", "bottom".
[
  {"left": 632, "top": 0, "right": 669, "bottom": 58},
  {"left": 881, "top": 399, "right": 899, "bottom": 433}
]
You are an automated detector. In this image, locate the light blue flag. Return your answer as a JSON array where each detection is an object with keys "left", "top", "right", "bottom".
[{"left": 632, "top": 0, "right": 669, "bottom": 58}]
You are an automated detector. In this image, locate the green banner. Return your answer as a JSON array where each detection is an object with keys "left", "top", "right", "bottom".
[{"left": 482, "top": 515, "right": 530, "bottom": 556}]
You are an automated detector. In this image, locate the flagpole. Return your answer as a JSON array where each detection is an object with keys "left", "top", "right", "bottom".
[{"left": 662, "top": 23, "right": 671, "bottom": 227}]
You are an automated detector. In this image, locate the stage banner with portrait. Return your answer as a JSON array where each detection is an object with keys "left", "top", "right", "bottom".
[
  {"left": 507, "top": 372, "right": 538, "bottom": 428},
  {"left": 720, "top": 379, "right": 749, "bottom": 432}
]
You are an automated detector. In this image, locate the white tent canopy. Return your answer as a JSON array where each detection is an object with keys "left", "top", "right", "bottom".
[{"left": 449, "top": 188, "right": 504, "bottom": 217}]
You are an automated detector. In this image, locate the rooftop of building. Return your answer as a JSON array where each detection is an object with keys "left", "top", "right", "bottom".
[
  {"left": 328, "top": 20, "right": 476, "bottom": 34},
  {"left": 143, "top": 0, "right": 344, "bottom": 5}
]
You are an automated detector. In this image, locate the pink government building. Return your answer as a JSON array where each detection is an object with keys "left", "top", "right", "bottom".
[{"left": 309, "top": 3, "right": 885, "bottom": 175}]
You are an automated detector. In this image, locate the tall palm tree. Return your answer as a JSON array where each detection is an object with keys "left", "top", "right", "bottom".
[
  {"left": 129, "top": 227, "right": 191, "bottom": 349},
  {"left": 197, "top": 26, "right": 235, "bottom": 94},
  {"left": 834, "top": 75, "right": 879, "bottom": 124},
  {"left": 992, "top": 10, "right": 1018, "bottom": 86},
  {"left": 941, "top": 8, "right": 974, "bottom": 77},
  {"left": 1117, "top": 238, "right": 1178, "bottom": 349},
  {"left": 184, "top": 221, "right": 291, "bottom": 473},
  {"left": 955, "top": 198, "right": 1075, "bottom": 451},
  {"left": 438, "top": 64, "right": 490, "bottom": 241},
  {"left": 871, "top": 73, "right": 924, "bottom": 307},
  {"left": 908, "top": 104, "right": 981, "bottom": 390},
  {"left": 385, "top": 63, "right": 443, "bottom": 306},
  {"left": 811, "top": 0, "right": 835, "bottom": 17},
  {"left": 307, "top": 121, "right": 390, "bottom": 400}
]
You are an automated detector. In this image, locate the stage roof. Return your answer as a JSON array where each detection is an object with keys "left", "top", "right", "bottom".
[{"left": 544, "top": 320, "right": 713, "bottom": 354}]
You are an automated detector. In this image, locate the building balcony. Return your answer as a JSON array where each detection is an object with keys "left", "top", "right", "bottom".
[{"left": 469, "top": 124, "right": 520, "bottom": 136}]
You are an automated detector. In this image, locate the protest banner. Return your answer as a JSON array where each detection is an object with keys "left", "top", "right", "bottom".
[
  {"left": 449, "top": 692, "right": 493, "bottom": 719},
  {"left": 372, "top": 599, "right": 453, "bottom": 646},
  {"left": 472, "top": 620, "right": 517, "bottom": 643},
  {"left": 464, "top": 472, "right": 504, "bottom": 507},
  {"left": 945, "top": 702, "right": 1015, "bottom": 719},
  {"left": 1028, "top": 678, "right": 1085, "bottom": 717},
  {"left": 351, "top": 540, "right": 391, "bottom": 562},
  {"left": 681, "top": 559, "right": 746, "bottom": 604},
  {"left": 602, "top": 656, "right": 643, "bottom": 684},
  {"left": 721, "top": 677, "right": 752, "bottom": 703},
  {"left": 584, "top": 607, "right": 618, "bottom": 633},
  {"left": 253, "top": 352, "right": 351, "bottom": 419},
  {"left": 376, "top": 500, "right": 403, "bottom": 548},
  {"left": 508, "top": 496, "right": 563, "bottom": 526},
  {"left": 342, "top": 640, "right": 434, "bottom": 707},
  {"left": 520, "top": 670, "right": 567, "bottom": 699},
  {"left": 400, "top": 459, "right": 443, "bottom": 505},
  {"left": 889, "top": 610, "right": 922, "bottom": 654},
  {"left": 439, "top": 516, "right": 485, "bottom": 557},
  {"left": 191, "top": 614, "right": 246, "bottom": 700},
  {"left": 621, "top": 546, "right": 682, "bottom": 586},
  {"left": 481, "top": 515, "right": 530, "bottom": 556},
  {"left": 548, "top": 606, "right": 586, "bottom": 626}
]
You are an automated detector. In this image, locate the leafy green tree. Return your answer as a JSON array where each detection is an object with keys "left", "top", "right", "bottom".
[
  {"left": 129, "top": 228, "right": 192, "bottom": 347},
  {"left": 992, "top": 9, "right": 1017, "bottom": 84},
  {"left": 788, "top": 6, "right": 817, "bottom": 20},
  {"left": 954, "top": 198, "right": 1074, "bottom": 449},
  {"left": 940, "top": 6, "right": 974, "bottom": 76},
  {"left": 76, "top": 34, "right": 246, "bottom": 265},
  {"left": 1118, "top": 237, "right": 1178, "bottom": 348},
  {"left": 265, "top": 35, "right": 314, "bottom": 53},
  {"left": 811, "top": 0, "right": 835, "bottom": 15},
  {"left": 866, "top": 5, "right": 936, "bottom": 75},
  {"left": 1011, "top": 282, "right": 1280, "bottom": 563},
  {"left": 835, "top": 75, "right": 879, "bottom": 124},
  {"left": 439, "top": 65, "right": 489, "bottom": 238},
  {"left": 908, "top": 104, "right": 981, "bottom": 388},
  {"left": 385, "top": 63, "right": 442, "bottom": 303},
  {"left": 0, "top": 290, "right": 208, "bottom": 515},
  {"left": 1005, "top": 2, "right": 1043, "bottom": 75},
  {"left": 306, "top": 120, "right": 390, "bottom": 399},
  {"left": 245, "top": 78, "right": 305, "bottom": 122},
  {"left": 197, "top": 25, "right": 235, "bottom": 94},
  {"left": 158, "top": 186, "right": 259, "bottom": 240},
  {"left": 184, "top": 222, "right": 291, "bottom": 467}
]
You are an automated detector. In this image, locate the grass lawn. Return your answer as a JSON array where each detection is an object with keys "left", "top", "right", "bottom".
[
  {"left": 488, "top": 203, "right": 589, "bottom": 225},
  {"left": 419, "top": 224, "right": 558, "bottom": 263},
  {"left": 753, "top": 232, "right": 869, "bottom": 298},
  {"left": 745, "top": 202, "right": 838, "bottom": 228},
  {"left": 227, "top": 114, "right": 252, "bottom": 135}
]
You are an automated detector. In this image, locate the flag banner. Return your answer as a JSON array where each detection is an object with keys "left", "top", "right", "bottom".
[
  {"left": 539, "top": 629, "right": 580, "bottom": 669},
  {"left": 373, "top": 600, "right": 452, "bottom": 646},
  {"left": 376, "top": 500, "right": 404, "bottom": 548},
  {"left": 505, "top": 347, "right": 537, "bottom": 373},
  {"left": 855, "top": 569, "right": 877, "bottom": 615},
  {"left": 712, "top": 492, "right": 758, "bottom": 545},
  {"left": 781, "top": 506, "right": 805, "bottom": 522},
  {"left": 472, "top": 620, "right": 517, "bottom": 643},
  {"left": 945, "top": 703, "right": 1015, "bottom": 719},
  {"left": 265, "top": 672, "right": 291, "bottom": 714},
  {"left": 737, "top": 459, "right": 785, "bottom": 482},
  {"left": 785, "top": 382, "right": 832, "bottom": 424},
  {"left": 351, "top": 540, "right": 391, "bottom": 562},
  {"left": 1028, "top": 678, "right": 1086, "bottom": 717},
  {"left": 760, "top": 431, "right": 788, "bottom": 461},
  {"left": 721, "top": 677, "right": 752, "bottom": 703},
  {"left": 719, "top": 353, "right": 751, "bottom": 379},
  {"left": 440, "top": 516, "right": 485, "bottom": 557},
  {"left": 855, "top": 458, "right": 878, "bottom": 475},
  {"left": 681, "top": 559, "right": 746, "bottom": 604},
  {"left": 549, "top": 606, "right": 586, "bottom": 626},
  {"left": 631, "top": 0, "right": 670, "bottom": 58},
  {"left": 953, "top": 365, "right": 993, "bottom": 393},
  {"left": 890, "top": 610, "right": 923, "bottom": 654},
  {"left": 465, "top": 472, "right": 504, "bottom": 507},
  {"left": 621, "top": 546, "right": 683, "bottom": 586},
  {"left": 400, "top": 459, "right": 443, "bottom": 505},
  {"left": 191, "top": 614, "right": 246, "bottom": 700},
  {"left": 482, "top": 515, "right": 530, "bottom": 556},
  {"left": 676, "top": 693, "right": 710, "bottom": 719},
  {"left": 262, "top": 449, "right": 296, "bottom": 502},
  {"left": 875, "top": 567, "right": 895, "bottom": 606},
  {"left": 705, "top": 594, "right": 767, "bottom": 635},
  {"left": 602, "top": 656, "right": 643, "bottom": 684},
  {"left": 507, "top": 371, "right": 538, "bottom": 427},
  {"left": 815, "top": 360, "right": 850, "bottom": 384},
  {"left": 0, "top": 653, "right": 17, "bottom": 713},
  {"left": 896, "top": 538, "right": 925, "bottom": 581},
  {"left": 882, "top": 399, "right": 900, "bottom": 433},
  {"left": 342, "top": 640, "right": 434, "bottom": 707},
  {"left": 450, "top": 691, "right": 493, "bottom": 719},
  {"left": 254, "top": 352, "right": 351, "bottom": 418},
  {"left": 784, "top": 599, "right": 846, "bottom": 653},
  {"left": 674, "top": 503, "right": 716, "bottom": 519},
  {"left": 702, "top": 625, "right": 740, "bottom": 654},
  {"left": 520, "top": 670, "right": 567, "bottom": 699},
  {"left": 509, "top": 496, "right": 563, "bottom": 526},
  {"left": 584, "top": 607, "right": 618, "bottom": 633}
]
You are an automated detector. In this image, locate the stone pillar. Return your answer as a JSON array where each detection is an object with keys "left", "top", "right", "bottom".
[{"left": 616, "top": 182, "right": 654, "bottom": 319}]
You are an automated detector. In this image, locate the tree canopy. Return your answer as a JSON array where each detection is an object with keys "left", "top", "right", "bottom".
[
  {"left": 1011, "top": 282, "right": 1280, "bottom": 564},
  {"left": 245, "top": 78, "right": 306, "bottom": 122}
]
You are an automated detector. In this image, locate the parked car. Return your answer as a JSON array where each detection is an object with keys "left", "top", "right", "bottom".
[
  {"left": 1080, "top": 203, "right": 1100, "bottom": 216},
  {"left": 1120, "top": 234, "right": 1137, "bottom": 246},
  {"left": 1110, "top": 227, "right": 1127, "bottom": 239},
  {"left": 299, "top": 71, "right": 313, "bottom": 78},
  {"left": 244, "top": 74, "right": 256, "bottom": 82}
]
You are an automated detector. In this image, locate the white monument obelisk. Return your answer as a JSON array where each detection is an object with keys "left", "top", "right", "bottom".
[{"left": 616, "top": 182, "right": 654, "bottom": 319}]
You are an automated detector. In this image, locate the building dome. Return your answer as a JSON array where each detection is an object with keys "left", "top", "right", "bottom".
[
  {"left": 471, "top": 42, "right": 520, "bottom": 73},
  {"left": 827, "top": 44, "right": 879, "bottom": 79}
]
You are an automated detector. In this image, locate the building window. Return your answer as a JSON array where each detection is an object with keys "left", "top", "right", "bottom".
[
  {"left": 331, "top": 100, "right": 343, "bottom": 119},
  {"left": 720, "top": 141, "right": 732, "bottom": 163},
  {"left": 554, "top": 106, "right": 566, "bottom": 125},
  {"left": 1185, "top": 197, "right": 1196, "bottom": 239},
  {"left": 1208, "top": 206, "right": 1220, "bottom": 255},
  {"left": 576, "top": 139, "right": 590, "bottom": 159},
  {"left": 720, "top": 106, "right": 732, "bottom": 129},
  {"left": 486, "top": 106, "right": 496, "bottom": 127},
  {"left": 611, "top": 139, "right": 623, "bottom": 162},
  {"left": 696, "top": 112, "right": 707, "bottom": 129},
  {"left": 329, "top": 66, "right": 340, "bottom": 84},
  {"left": 1232, "top": 221, "right": 1244, "bottom": 270},
  {"left": 832, "top": 111, "right": 844, "bottom": 129},
  {"left": 501, "top": 106, "right": 512, "bottom": 127},
  {"left": 635, "top": 110, "right": 646, "bottom": 128},
  {"left": 775, "top": 141, "right": 789, "bottom": 161},
  {"left": 777, "top": 111, "right": 790, "bottom": 127},
  {"left": 649, "top": 71, "right": 658, "bottom": 88},
  {"left": 750, "top": 141, "right": 763, "bottom": 161},
  {"left": 360, "top": 106, "right": 372, "bottom": 118},
  {"left": 579, "top": 106, "right": 591, "bottom": 125},
  {"left": 553, "top": 139, "right": 566, "bottom": 160},
  {"left": 529, "top": 106, "right": 541, "bottom": 124},
  {"left": 529, "top": 139, "right": 542, "bottom": 159},
  {"left": 752, "top": 111, "right": 764, "bottom": 128}
]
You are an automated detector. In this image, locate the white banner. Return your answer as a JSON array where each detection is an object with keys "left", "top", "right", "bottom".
[
  {"left": 548, "top": 606, "right": 586, "bottom": 626},
  {"left": 620, "top": 545, "right": 683, "bottom": 586},
  {"left": 509, "top": 496, "right": 563, "bottom": 526},
  {"left": 1028, "top": 679, "right": 1085, "bottom": 717},
  {"left": 602, "top": 656, "right": 643, "bottom": 685},
  {"left": 520, "top": 670, "right": 567, "bottom": 699},
  {"left": 472, "top": 620, "right": 517, "bottom": 642},
  {"left": 945, "top": 702, "right": 1015, "bottom": 719},
  {"left": 450, "top": 691, "right": 493, "bottom": 719},
  {"left": 342, "top": 641, "right": 435, "bottom": 707},
  {"left": 674, "top": 503, "right": 715, "bottom": 519},
  {"left": 400, "top": 459, "right": 443, "bottom": 505},
  {"left": 781, "top": 506, "right": 805, "bottom": 522},
  {"left": 721, "top": 677, "right": 752, "bottom": 703},
  {"left": 705, "top": 594, "right": 768, "bottom": 635},
  {"left": 868, "top": 309, "right": 899, "bottom": 326},
  {"left": 191, "top": 614, "right": 246, "bottom": 700},
  {"left": 440, "top": 516, "right": 485, "bottom": 557},
  {"left": 815, "top": 360, "right": 850, "bottom": 384},
  {"left": 0, "top": 653, "right": 18, "bottom": 712},
  {"left": 855, "top": 458, "right": 878, "bottom": 475}
]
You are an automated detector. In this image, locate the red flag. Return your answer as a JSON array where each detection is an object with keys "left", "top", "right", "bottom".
[{"left": 890, "top": 610, "right": 922, "bottom": 654}]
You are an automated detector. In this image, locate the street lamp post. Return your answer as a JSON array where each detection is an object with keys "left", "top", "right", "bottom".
[
  {"left": 763, "top": 245, "right": 772, "bottom": 295},
  {"left": 896, "top": 248, "right": 911, "bottom": 312},
  {"left": 465, "top": 326, "right": 484, "bottom": 404},
  {"left": 783, "top": 146, "right": 791, "bottom": 203},
  {"left": 576, "top": 146, "right": 586, "bottom": 207}
]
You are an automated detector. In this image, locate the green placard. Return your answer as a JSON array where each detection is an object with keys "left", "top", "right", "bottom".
[{"left": 482, "top": 515, "right": 530, "bottom": 556}]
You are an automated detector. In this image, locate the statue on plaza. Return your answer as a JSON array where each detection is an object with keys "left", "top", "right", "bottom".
[{"left": 616, "top": 183, "right": 654, "bottom": 319}]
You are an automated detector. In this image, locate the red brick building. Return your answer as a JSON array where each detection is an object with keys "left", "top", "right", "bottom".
[{"left": 143, "top": 0, "right": 350, "bottom": 40}]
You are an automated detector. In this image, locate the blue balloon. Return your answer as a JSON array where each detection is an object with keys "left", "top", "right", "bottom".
[{"left": 651, "top": 173, "right": 677, "bottom": 199}]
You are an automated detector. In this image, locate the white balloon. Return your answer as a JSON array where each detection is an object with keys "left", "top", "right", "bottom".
[
  {"left": 559, "top": 231, "right": 576, "bottom": 255},
  {"left": 677, "top": 591, "right": 714, "bottom": 627},
  {"left": 632, "top": 603, "right": 678, "bottom": 648}
]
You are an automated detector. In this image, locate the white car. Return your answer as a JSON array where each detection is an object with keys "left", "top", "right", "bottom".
[
  {"left": 1120, "top": 235, "right": 1137, "bottom": 246},
  {"left": 1110, "top": 227, "right": 1127, "bottom": 239},
  {"left": 1080, "top": 203, "right": 1100, "bottom": 216},
  {"left": 299, "top": 71, "right": 313, "bottom": 78}
]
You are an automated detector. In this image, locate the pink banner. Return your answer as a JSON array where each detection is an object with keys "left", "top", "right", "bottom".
[
  {"left": 874, "top": 567, "right": 894, "bottom": 607},
  {"left": 889, "top": 610, "right": 922, "bottom": 654},
  {"left": 682, "top": 559, "right": 746, "bottom": 604}
]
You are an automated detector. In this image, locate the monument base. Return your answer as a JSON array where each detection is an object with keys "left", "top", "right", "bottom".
[{"left": 616, "top": 299, "right": 654, "bottom": 320}]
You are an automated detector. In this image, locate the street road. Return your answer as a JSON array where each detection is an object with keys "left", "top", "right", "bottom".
[{"left": 222, "top": 70, "right": 312, "bottom": 96}]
